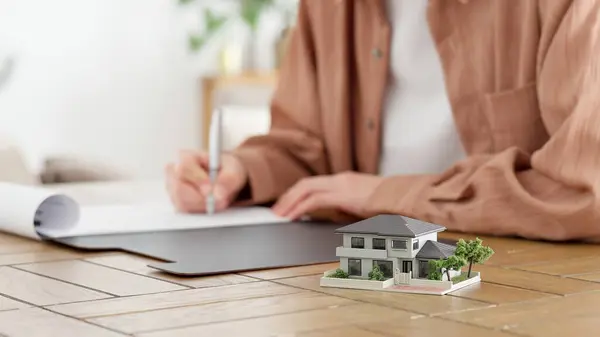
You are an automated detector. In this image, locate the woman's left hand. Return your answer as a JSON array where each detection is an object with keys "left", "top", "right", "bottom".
[{"left": 272, "top": 172, "right": 384, "bottom": 220}]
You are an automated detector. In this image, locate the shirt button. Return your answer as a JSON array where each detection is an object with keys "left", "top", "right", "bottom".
[
  {"left": 367, "top": 119, "right": 375, "bottom": 130},
  {"left": 371, "top": 48, "right": 383, "bottom": 59}
]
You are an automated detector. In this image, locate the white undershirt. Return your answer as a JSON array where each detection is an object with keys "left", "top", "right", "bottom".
[{"left": 378, "top": 0, "right": 466, "bottom": 176}]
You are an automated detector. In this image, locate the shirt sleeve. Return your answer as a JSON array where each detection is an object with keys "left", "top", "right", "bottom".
[
  {"left": 365, "top": 0, "right": 600, "bottom": 241},
  {"left": 231, "top": 1, "right": 330, "bottom": 205}
]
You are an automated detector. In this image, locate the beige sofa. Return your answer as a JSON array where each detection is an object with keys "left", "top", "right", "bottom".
[
  {"left": 0, "top": 138, "right": 126, "bottom": 186},
  {"left": 0, "top": 139, "right": 37, "bottom": 185}
]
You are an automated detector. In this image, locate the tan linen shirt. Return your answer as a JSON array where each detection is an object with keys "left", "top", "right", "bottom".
[{"left": 232, "top": 0, "right": 600, "bottom": 241}]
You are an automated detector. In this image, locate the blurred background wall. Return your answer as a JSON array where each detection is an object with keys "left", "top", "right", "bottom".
[{"left": 0, "top": 0, "right": 296, "bottom": 182}]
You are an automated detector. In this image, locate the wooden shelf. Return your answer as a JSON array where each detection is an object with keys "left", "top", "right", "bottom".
[{"left": 201, "top": 72, "right": 278, "bottom": 150}]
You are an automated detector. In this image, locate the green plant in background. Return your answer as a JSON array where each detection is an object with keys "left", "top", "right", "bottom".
[
  {"left": 179, "top": 0, "right": 280, "bottom": 52},
  {"left": 239, "top": 0, "right": 275, "bottom": 32},
  {"left": 188, "top": 9, "right": 228, "bottom": 51}
]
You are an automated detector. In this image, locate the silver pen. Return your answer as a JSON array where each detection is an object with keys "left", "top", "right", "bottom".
[{"left": 206, "top": 107, "right": 222, "bottom": 215}]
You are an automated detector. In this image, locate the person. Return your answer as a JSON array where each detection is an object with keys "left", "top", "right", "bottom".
[{"left": 166, "top": 0, "right": 600, "bottom": 242}]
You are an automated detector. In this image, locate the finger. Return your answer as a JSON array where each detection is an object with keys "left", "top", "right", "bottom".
[
  {"left": 166, "top": 163, "right": 207, "bottom": 213},
  {"left": 273, "top": 176, "right": 334, "bottom": 216},
  {"left": 285, "top": 192, "right": 338, "bottom": 221},
  {"left": 214, "top": 194, "right": 231, "bottom": 212},
  {"left": 198, "top": 162, "right": 245, "bottom": 202},
  {"left": 177, "top": 184, "right": 207, "bottom": 213},
  {"left": 179, "top": 149, "right": 208, "bottom": 163},
  {"left": 176, "top": 164, "right": 207, "bottom": 189},
  {"left": 178, "top": 150, "right": 209, "bottom": 183},
  {"left": 184, "top": 152, "right": 241, "bottom": 191},
  {"left": 199, "top": 183, "right": 233, "bottom": 209},
  {"left": 166, "top": 163, "right": 188, "bottom": 211}
]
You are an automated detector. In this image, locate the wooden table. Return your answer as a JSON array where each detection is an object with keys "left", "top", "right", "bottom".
[{"left": 1, "top": 229, "right": 600, "bottom": 336}]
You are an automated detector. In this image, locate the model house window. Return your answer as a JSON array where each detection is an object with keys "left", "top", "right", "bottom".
[
  {"left": 413, "top": 241, "right": 419, "bottom": 250},
  {"left": 351, "top": 237, "right": 364, "bottom": 248},
  {"left": 391, "top": 240, "right": 407, "bottom": 250},
  {"left": 372, "top": 238, "right": 386, "bottom": 250},
  {"left": 374, "top": 260, "right": 393, "bottom": 278},
  {"left": 348, "top": 259, "right": 361, "bottom": 276}
]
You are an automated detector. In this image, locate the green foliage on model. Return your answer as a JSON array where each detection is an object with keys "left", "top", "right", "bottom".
[
  {"left": 427, "top": 255, "right": 466, "bottom": 282},
  {"left": 441, "top": 255, "right": 467, "bottom": 281},
  {"left": 328, "top": 268, "right": 349, "bottom": 278},
  {"left": 454, "top": 238, "right": 494, "bottom": 278},
  {"left": 427, "top": 260, "right": 443, "bottom": 281},
  {"left": 368, "top": 264, "right": 386, "bottom": 281}
]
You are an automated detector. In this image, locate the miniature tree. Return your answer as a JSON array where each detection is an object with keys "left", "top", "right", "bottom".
[
  {"left": 427, "top": 260, "right": 443, "bottom": 281},
  {"left": 427, "top": 256, "right": 466, "bottom": 281},
  {"left": 368, "top": 264, "right": 386, "bottom": 281},
  {"left": 454, "top": 238, "right": 494, "bottom": 278},
  {"left": 440, "top": 255, "right": 467, "bottom": 281}
]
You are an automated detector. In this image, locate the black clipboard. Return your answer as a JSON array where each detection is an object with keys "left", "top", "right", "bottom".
[{"left": 48, "top": 220, "right": 344, "bottom": 276}]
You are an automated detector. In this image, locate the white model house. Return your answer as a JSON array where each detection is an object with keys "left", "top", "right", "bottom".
[{"left": 335, "top": 214, "right": 458, "bottom": 281}]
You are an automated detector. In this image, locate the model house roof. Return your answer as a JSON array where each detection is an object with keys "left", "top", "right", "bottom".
[
  {"left": 416, "top": 241, "right": 456, "bottom": 259},
  {"left": 334, "top": 214, "right": 446, "bottom": 238}
]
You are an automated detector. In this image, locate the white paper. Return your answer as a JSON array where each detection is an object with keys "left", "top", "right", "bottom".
[
  {"left": 0, "top": 183, "right": 79, "bottom": 239},
  {"left": 37, "top": 202, "right": 288, "bottom": 238},
  {"left": 0, "top": 182, "right": 288, "bottom": 240}
]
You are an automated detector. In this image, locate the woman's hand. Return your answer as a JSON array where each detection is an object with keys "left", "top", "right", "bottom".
[
  {"left": 165, "top": 150, "right": 248, "bottom": 213},
  {"left": 272, "top": 172, "right": 384, "bottom": 220}
]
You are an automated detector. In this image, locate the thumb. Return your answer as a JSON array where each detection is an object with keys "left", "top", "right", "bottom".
[
  {"left": 199, "top": 181, "right": 231, "bottom": 203},
  {"left": 198, "top": 169, "right": 241, "bottom": 200}
]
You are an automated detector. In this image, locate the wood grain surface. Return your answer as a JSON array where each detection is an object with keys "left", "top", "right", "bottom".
[{"left": 0, "top": 230, "right": 599, "bottom": 336}]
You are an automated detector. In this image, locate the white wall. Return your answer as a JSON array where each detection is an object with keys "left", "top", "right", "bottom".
[{"left": 0, "top": 0, "right": 289, "bottom": 179}]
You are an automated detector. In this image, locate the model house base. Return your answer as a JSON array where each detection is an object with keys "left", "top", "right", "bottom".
[
  {"left": 320, "top": 269, "right": 481, "bottom": 295},
  {"left": 319, "top": 214, "right": 493, "bottom": 296}
]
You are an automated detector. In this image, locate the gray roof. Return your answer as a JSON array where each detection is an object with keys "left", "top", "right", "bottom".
[
  {"left": 416, "top": 241, "right": 456, "bottom": 259},
  {"left": 334, "top": 214, "right": 445, "bottom": 238}
]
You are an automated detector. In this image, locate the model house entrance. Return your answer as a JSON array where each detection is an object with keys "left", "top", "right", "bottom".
[{"left": 402, "top": 260, "right": 412, "bottom": 273}]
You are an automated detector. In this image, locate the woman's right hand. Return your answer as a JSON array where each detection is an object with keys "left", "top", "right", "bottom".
[{"left": 165, "top": 150, "right": 248, "bottom": 213}]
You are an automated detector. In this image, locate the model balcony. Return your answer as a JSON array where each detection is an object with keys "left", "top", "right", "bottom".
[{"left": 335, "top": 247, "right": 388, "bottom": 259}]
